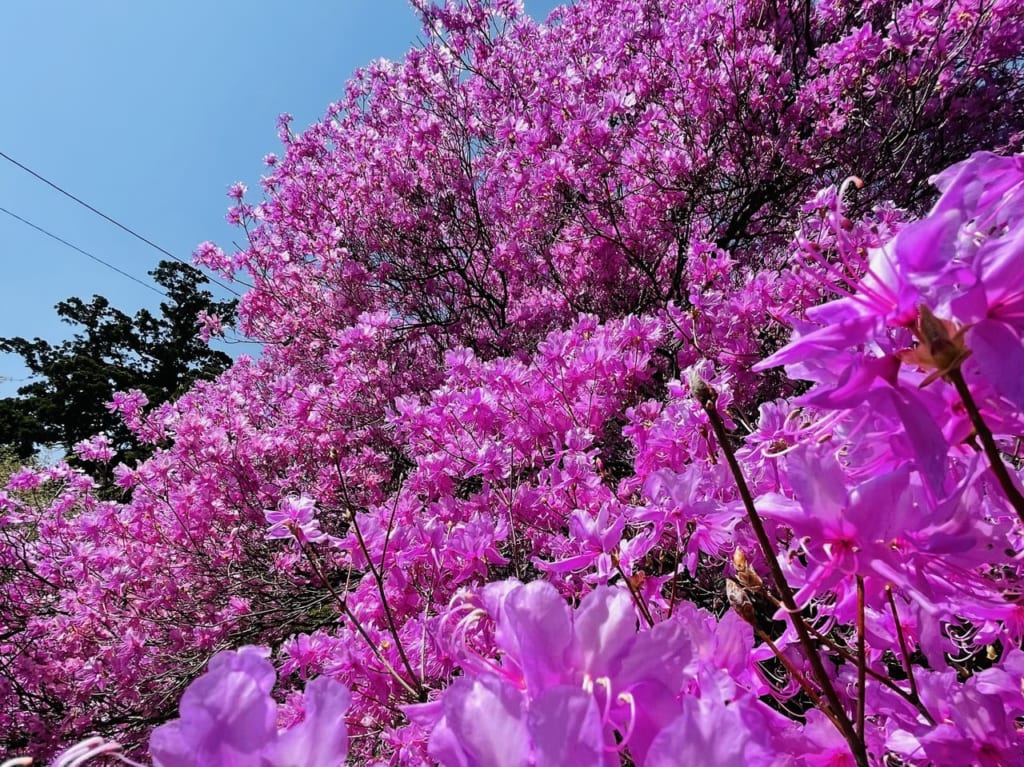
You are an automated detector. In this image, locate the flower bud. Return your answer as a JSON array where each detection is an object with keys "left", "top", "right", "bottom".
[
  {"left": 689, "top": 367, "right": 717, "bottom": 409},
  {"left": 733, "top": 547, "right": 763, "bottom": 591},
  {"left": 899, "top": 305, "right": 971, "bottom": 386},
  {"left": 726, "top": 578, "right": 756, "bottom": 625}
]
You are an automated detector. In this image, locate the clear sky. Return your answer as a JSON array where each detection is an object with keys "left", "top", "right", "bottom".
[{"left": 0, "top": 1, "right": 561, "bottom": 397}]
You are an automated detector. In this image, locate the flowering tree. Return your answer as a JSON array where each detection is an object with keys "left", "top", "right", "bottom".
[{"left": 3, "top": 0, "right": 1024, "bottom": 765}]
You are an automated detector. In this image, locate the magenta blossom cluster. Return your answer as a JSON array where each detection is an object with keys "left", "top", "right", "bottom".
[
  {"left": 408, "top": 580, "right": 788, "bottom": 766},
  {"left": 3, "top": 0, "right": 1024, "bottom": 764},
  {"left": 265, "top": 495, "right": 331, "bottom": 546},
  {"left": 149, "top": 647, "right": 349, "bottom": 767},
  {"left": 40, "top": 647, "right": 349, "bottom": 767}
]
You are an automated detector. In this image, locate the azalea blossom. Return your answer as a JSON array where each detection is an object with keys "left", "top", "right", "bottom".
[{"left": 265, "top": 495, "right": 330, "bottom": 545}]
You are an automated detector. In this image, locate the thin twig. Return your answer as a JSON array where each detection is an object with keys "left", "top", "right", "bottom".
[
  {"left": 886, "top": 586, "right": 920, "bottom": 702},
  {"left": 613, "top": 554, "right": 655, "bottom": 627},
  {"left": 789, "top": 602, "right": 936, "bottom": 725},
  {"left": 754, "top": 627, "right": 841, "bottom": 730},
  {"left": 299, "top": 541, "right": 420, "bottom": 700},
  {"left": 693, "top": 375, "right": 869, "bottom": 767},
  {"left": 335, "top": 466, "right": 425, "bottom": 699},
  {"left": 949, "top": 369, "right": 1024, "bottom": 525},
  {"left": 667, "top": 541, "right": 682, "bottom": 618},
  {"left": 856, "top": 576, "right": 867, "bottom": 739}
]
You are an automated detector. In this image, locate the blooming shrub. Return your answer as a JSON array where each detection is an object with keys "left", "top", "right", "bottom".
[{"left": 3, "top": 0, "right": 1024, "bottom": 765}]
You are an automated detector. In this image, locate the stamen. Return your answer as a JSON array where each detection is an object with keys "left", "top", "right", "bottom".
[
  {"left": 614, "top": 691, "right": 637, "bottom": 751},
  {"left": 51, "top": 738, "right": 105, "bottom": 767},
  {"left": 1, "top": 757, "right": 33, "bottom": 767},
  {"left": 838, "top": 176, "right": 865, "bottom": 201},
  {"left": 51, "top": 737, "right": 148, "bottom": 767},
  {"left": 590, "top": 676, "right": 614, "bottom": 726}
]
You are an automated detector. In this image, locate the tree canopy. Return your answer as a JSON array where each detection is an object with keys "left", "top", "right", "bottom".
[{"left": 0, "top": 261, "right": 236, "bottom": 470}]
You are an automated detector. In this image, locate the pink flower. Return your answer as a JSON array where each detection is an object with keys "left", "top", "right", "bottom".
[
  {"left": 73, "top": 434, "right": 116, "bottom": 463},
  {"left": 645, "top": 675, "right": 785, "bottom": 767},
  {"left": 759, "top": 448, "right": 915, "bottom": 604},
  {"left": 46, "top": 648, "right": 350, "bottom": 767},
  {"left": 196, "top": 310, "right": 226, "bottom": 342},
  {"left": 419, "top": 581, "right": 696, "bottom": 765},
  {"left": 6, "top": 467, "right": 44, "bottom": 491},
  {"left": 149, "top": 646, "right": 349, "bottom": 767},
  {"left": 264, "top": 495, "right": 329, "bottom": 545}
]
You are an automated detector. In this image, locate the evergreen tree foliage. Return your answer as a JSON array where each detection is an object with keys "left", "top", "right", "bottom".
[{"left": 0, "top": 261, "right": 236, "bottom": 471}]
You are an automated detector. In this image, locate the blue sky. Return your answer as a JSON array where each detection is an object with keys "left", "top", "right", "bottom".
[{"left": 0, "top": 1, "right": 561, "bottom": 397}]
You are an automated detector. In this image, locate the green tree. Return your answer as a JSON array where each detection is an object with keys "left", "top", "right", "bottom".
[{"left": 0, "top": 261, "right": 237, "bottom": 473}]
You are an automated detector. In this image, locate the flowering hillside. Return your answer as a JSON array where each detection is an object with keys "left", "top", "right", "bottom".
[{"left": 3, "top": 0, "right": 1024, "bottom": 764}]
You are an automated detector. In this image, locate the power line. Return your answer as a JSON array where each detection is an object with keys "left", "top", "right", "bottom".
[
  {"left": 0, "top": 150, "right": 244, "bottom": 297},
  {"left": 0, "top": 204, "right": 166, "bottom": 298}
]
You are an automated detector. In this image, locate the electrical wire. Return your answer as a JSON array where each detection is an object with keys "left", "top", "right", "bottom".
[
  {"left": 0, "top": 150, "right": 244, "bottom": 297},
  {"left": 0, "top": 204, "right": 166, "bottom": 297}
]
